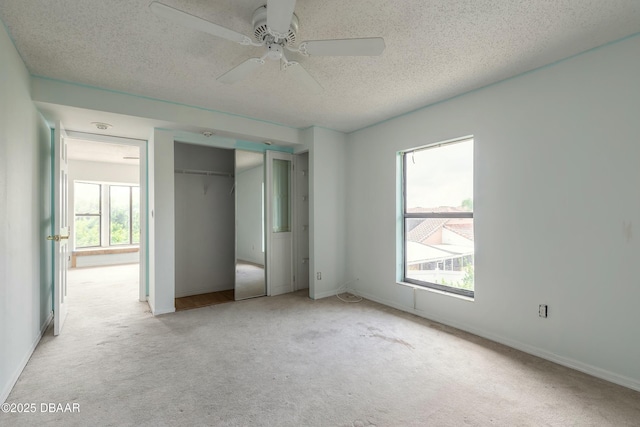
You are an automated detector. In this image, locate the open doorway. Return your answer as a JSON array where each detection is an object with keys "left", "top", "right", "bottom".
[{"left": 65, "top": 132, "right": 147, "bottom": 321}]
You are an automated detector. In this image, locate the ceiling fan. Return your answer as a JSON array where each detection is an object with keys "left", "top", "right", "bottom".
[{"left": 150, "top": 0, "right": 385, "bottom": 91}]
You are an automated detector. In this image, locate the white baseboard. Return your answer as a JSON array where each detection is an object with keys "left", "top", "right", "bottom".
[
  {"left": 312, "top": 288, "right": 341, "bottom": 300},
  {"left": 152, "top": 306, "right": 176, "bottom": 316},
  {"left": 146, "top": 298, "right": 174, "bottom": 316},
  {"left": 349, "top": 288, "right": 640, "bottom": 393},
  {"left": 1, "top": 311, "right": 53, "bottom": 404}
]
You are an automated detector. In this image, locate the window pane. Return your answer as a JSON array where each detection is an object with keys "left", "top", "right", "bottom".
[
  {"left": 110, "top": 186, "right": 131, "bottom": 245},
  {"left": 404, "top": 138, "right": 474, "bottom": 295},
  {"left": 75, "top": 216, "right": 100, "bottom": 247},
  {"left": 272, "top": 159, "right": 291, "bottom": 233},
  {"left": 132, "top": 187, "right": 140, "bottom": 244},
  {"left": 74, "top": 182, "right": 100, "bottom": 214},
  {"left": 405, "top": 218, "right": 474, "bottom": 291},
  {"left": 405, "top": 139, "right": 473, "bottom": 213},
  {"left": 74, "top": 182, "right": 101, "bottom": 248}
]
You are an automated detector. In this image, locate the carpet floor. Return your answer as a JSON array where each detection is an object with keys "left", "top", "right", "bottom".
[{"left": 3, "top": 264, "right": 640, "bottom": 426}]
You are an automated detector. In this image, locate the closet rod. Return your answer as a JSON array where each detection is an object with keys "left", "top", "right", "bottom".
[{"left": 174, "top": 168, "right": 234, "bottom": 178}]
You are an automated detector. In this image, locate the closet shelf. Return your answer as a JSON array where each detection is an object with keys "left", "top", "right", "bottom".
[{"left": 175, "top": 168, "right": 234, "bottom": 178}]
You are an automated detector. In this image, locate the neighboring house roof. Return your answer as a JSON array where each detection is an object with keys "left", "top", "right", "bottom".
[
  {"left": 407, "top": 218, "right": 449, "bottom": 242},
  {"left": 407, "top": 207, "right": 474, "bottom": 244},
  {"left": 407, "top": 206, "right": 464, "bottom": 214},
  {"left": 443, "top": 222, "right": 474, "bottom": 241}
]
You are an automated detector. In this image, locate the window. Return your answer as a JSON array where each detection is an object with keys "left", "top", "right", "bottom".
[
  {"left": 402, "top": 138, "right": 474, "bottom": 297},
  {"left": 74, "top": 182, "right": 101, "bottom": 247},
  {"left": 74, "top": 181, "right": 139, "bottom": 249},
  {"left": 110, "top": 185, "right": 139, "bottom": 245}
]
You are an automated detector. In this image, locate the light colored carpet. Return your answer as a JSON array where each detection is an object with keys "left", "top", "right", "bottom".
[{"left": 4, "top": 264, "right": 640, "bottom": 426}]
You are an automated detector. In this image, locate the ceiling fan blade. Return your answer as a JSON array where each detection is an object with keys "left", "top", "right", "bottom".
[
  {"left": 300, "top": 37, "right": 386, "bottom": 56},
  {"left": 150, "top": 1, "right": 249, "bottom": 44},
  {"left": 267, "top": 0, "right": 297, "bottom": 36},
  {"left": 283, "top": 61, "right": 322, "bottom": 93},
  {"left": 217, "top": 58, "right": 265, "bottom": 84}
]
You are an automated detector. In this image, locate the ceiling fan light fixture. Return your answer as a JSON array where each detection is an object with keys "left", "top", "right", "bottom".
[{"left": 252, "top": 5, "right": 298, "bottom": 46}]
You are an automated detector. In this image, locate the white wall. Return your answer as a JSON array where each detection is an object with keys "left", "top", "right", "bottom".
[
  {"left": 147, "top": 129, "right": 175, "bottom": 315},
  {"left": 236, "top": 165, "right": 264, "bottom": 266},
  {"left": 0, "top": 23, "right": 53, "bottom": 403},
  {"left": 297, "top": 127, "right": 348, "bottom": 299},
  {"left": 174, "top": 143, "right": 235, "bottom": 297},
  {"left": 74, "top": 252, "right": 138, "bottom": 268},
  {"left": 69, "top": 159, "right": 139, "bottom": 183},
  {"left": 68, "top": 159, "right": 139, "bottom": 254},
  {"left": 31, "top": 77, "right": 301, "bottom": 145},
  {"left": 346, "top": 35, "right": 640, "bottom": 391}
]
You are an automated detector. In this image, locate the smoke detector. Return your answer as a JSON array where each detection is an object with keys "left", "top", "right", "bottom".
[{"left": 92, "top": 122, "right": 112, "bottom": 130}]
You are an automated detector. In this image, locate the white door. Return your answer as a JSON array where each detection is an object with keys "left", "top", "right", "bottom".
[
  {"left": 51, "top": 121, "right": 69, "bottom": 335},
  {"left": 265, "top": 150, "right": 294, "bottom": 296}
]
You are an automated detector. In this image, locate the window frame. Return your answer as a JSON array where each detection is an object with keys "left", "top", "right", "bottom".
[
  {"left": 73, "top": 180, "right": 140, "bottom": 250},
  {"left": 74, "top": 182, "right": 102, "bottom": 248},
  {"left": 402, "top": 138, "right": 475, "bottom": 298}
]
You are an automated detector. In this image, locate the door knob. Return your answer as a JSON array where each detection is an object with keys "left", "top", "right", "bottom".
[{"left": 47, "top": 235, "right": 70, "bottom": 242}]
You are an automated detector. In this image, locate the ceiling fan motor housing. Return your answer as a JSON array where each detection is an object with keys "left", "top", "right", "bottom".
[{"left": 252, "top": 5, "right": 298, "bottom": 45}]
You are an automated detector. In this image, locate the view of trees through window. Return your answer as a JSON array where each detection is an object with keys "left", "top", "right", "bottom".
[
  {"left": 110, "top": 186, "right": 140, "bottom": 245},
  {"left": 74, "top": 182, "right": 139, "bottom": 248},
  {"left": 403, "top": 138, "right": 474, "bottom": 297}
]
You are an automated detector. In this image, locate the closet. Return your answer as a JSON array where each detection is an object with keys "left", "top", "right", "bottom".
[
  {"left": 173, "top": 143, "right": 303, "bottom": 306},
  {"left": 174, "top": 142, "right": 235, "bottom": 298}
]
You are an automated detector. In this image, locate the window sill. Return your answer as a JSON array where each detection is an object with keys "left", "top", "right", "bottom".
[
  {"left": 73, "top": 246, "right": 139, "bottom": 255},
  {"left": 396, "top": 281, "right": 474, "bottom": 302},
  {"left": 71, "top": 246, "right": 139, "bottom": 267}
]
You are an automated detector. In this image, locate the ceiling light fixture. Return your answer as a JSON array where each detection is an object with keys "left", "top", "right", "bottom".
[
  {"left": 202, "top": 131, "right": 214, "bottom": 137},
  {"left": 264, "top": 140, "right": 273, "bottom": 145},
  {"left": 92, "top": 122, "right": 113, "bottom": 130}
]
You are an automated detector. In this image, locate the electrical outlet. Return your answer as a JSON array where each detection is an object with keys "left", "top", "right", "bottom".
[
  {"left": 538, "top": 304, "right": 548, "bottom": 318},
  {"left": 316, "top": 272, "right": 322, "bottom": 280}
]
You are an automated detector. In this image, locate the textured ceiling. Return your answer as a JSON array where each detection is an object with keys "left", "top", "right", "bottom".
[{"left": 1, "top": 0, "right": 639, "bottom": 133}]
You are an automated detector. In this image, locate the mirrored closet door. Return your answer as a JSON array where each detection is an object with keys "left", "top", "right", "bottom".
[{"left": 234, "top": 150, "right": 266, "bottom": 300}]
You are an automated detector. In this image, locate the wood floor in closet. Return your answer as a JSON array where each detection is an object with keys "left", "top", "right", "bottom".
[{"left": 175, "top": 289, "right": 234, "bottom": 311}]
